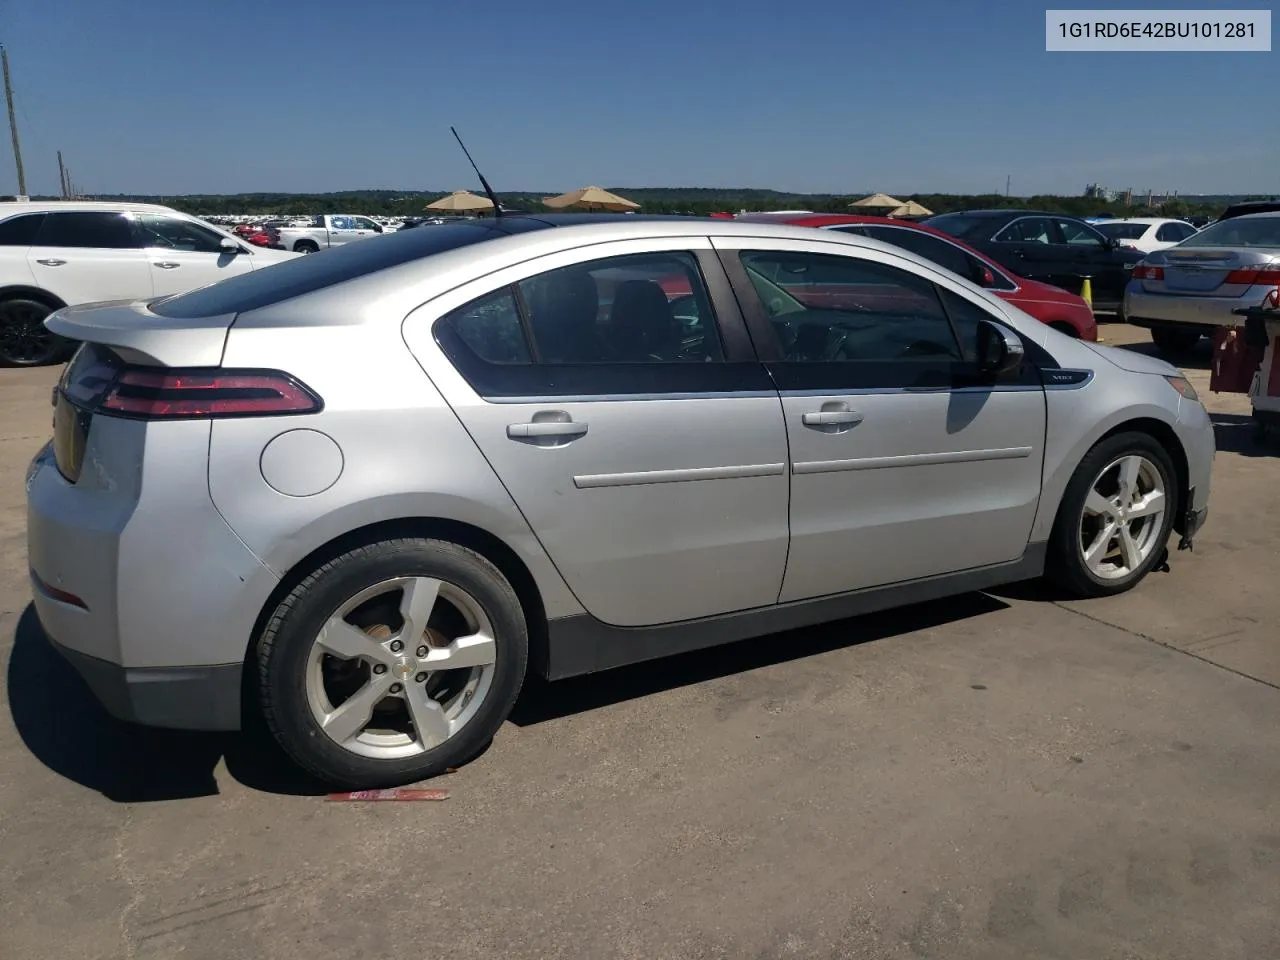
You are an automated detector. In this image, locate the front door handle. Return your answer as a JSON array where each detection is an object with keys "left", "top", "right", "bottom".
[
  {"left": 507, "top": 418, "right": 588, "bottom": 446},
  {"left": 802, "top": 409, "right": 863, "bottom": 427},
  {"left": 35, "top": 258, "right": 66, "bottom": 267},
  {"left": 154, "top": 261, "right": 181, "bottom": 269}
]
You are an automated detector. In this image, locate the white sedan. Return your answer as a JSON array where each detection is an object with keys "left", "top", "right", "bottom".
[{"left": 1093, "top": 218, "right": 1199, "bottom": 254}]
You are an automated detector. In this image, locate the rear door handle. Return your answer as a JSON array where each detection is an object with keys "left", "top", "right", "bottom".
[
  {"left": 507, "top": 421, "right": 588, "bottom": 440},
  {"left": 154, "top": 262, "right": 181, "bottom": 269},
  {"left": 35, "top": 258, "right": 66, "bottom": 267},
  {"left": 802, "top": 410, "right": 863, "bottom": 426}
]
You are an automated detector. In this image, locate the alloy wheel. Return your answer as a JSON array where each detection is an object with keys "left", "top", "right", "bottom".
[
  {"left": 1078, "top": 454, "right": 1167, "bottom": 580},
  {"left": 0, "top": 301, "right": 56, "bottom": 365},
  {"left": 305, "top": 576, "right": 497, "bottom": 760}
]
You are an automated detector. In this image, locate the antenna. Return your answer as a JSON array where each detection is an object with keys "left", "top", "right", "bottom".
[{"left": 450, "top": 126, "right": 502, "bottom": 217}]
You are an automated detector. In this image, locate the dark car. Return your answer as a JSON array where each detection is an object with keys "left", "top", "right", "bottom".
[
  {"left": 923, "top": 210, "right": 1145, "bottom": 312},
  {"left": 1216, "top": 200, "right": 1280, "bottom": 222}
]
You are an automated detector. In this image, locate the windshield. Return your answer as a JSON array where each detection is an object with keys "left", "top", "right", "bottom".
[
  {"left": 1179, "top": 217, "right": 1280, "bottom": 248},
  {"left": 1094, "top": 222, "right": 1147, "bottom": 240}
]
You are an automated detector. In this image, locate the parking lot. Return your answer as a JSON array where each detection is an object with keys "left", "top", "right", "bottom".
[{"left": 1, "top": 322, "right": 1277, "bottom": 959}]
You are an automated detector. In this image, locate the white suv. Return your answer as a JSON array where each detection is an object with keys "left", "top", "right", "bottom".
[{"left": 0, "top": 201, "right": 298, "bottom": 366}]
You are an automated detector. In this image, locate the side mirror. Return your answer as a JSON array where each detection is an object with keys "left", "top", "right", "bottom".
[
  {"left": 975, "top": 319, "right": 1024, "bottom": 378},
  {"left": 220, "top": 237, "right": 241, "bottom": 254}
]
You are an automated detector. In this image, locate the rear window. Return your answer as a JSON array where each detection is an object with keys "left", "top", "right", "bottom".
[
  {"left": 1095, "top": 222, "right": 1147, "bottom": 240},
  {"left": 151, "top": 222, "right": 508, "bottom": 319},
  {"left": 1179, "top": 217, "right": 1280, "bottom": 248},
  {"left": 922, "top": 213, "right": 1000, "bottom": 240}
]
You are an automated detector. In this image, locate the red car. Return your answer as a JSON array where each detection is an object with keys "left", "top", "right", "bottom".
[{"left": 735, "top": 213, "right": 1097, "bottom": 341}]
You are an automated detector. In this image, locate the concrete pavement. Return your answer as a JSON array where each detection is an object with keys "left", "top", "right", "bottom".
[{"left": 1, "top": 324, "right": 1277, "bottom": 960}]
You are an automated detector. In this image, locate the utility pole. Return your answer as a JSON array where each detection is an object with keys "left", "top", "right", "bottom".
[
  {"left": 1, "top": 46, "right": 25, "bottom": 198},
  {"left": 1005, "top": 174, "right": 1011, "bottom": 197},
  {"left": 57, "top": 151, "right": 67, "bottom": 198}
]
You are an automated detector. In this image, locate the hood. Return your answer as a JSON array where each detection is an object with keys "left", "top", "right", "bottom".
[{"left": 1080, "top": 341, "right": 1180, "bottom": 376}]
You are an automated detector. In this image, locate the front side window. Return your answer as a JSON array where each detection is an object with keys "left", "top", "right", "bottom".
[
  {"left": 35, "top": 212, "right": 139, "bottom": 249},
  {"left": 1055, "top": 218, "right": 1107, "bottom": 249},
  {"left": 860, "top": 225, "right": 977, "bottom": 280},
  {"left": 994, "top": 217, "right": 1054, "bottom": 244},
  {"left": 739, "top": 250, "right": 961, "bottom": 363},
  {"left": 136, "top": 215, "right": 227, "bottom": 253},
  {"left": 353, "top": 217, "right": 380, "bottom": 231}
]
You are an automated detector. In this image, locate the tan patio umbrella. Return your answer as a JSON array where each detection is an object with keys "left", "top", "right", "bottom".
[
  {"left": 887, "top": 200, "right": 933, "bottom": 218},
  {"left": 542, "top": 185, "right": 640, "bottom": 212},
  {"left": 426, "top": 190, "right": 494, "bottom": 212},
  {"left": 849, "top": 192, "right": 903, "bottom": 209}
]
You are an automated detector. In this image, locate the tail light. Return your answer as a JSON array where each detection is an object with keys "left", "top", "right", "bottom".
[
  {"left": 100, "top": 368, "right": 322, "bottom": 420},
  {"left": 1132, "top": 264, "right": 1164, "bottom": 280},
  {"left": 1223, "top": 267, "right": 1280, "bottom": 285}
]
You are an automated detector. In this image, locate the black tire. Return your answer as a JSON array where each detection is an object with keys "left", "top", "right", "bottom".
[
  {"left": 0, "top": 297, "right": 65, "bottom": 367},
  {"left": 1149, "top": 326, "right": 1200, "bottom": 358},
  {"left": 294, "top": 241, "right": 319, "bottom": 254},
  {"left": 257, "top": 538, "right": 529, "bottom": 788},
  {"left": 1046, "top": 432, "right": 1178, "bottom": 599}
]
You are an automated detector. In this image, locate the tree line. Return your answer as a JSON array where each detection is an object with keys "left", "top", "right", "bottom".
[{"left": 72, "top": 188, "right": 1260, "bottom": 220}]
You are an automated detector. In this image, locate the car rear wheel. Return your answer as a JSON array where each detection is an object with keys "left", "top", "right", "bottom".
[
  {"left": 1150, "top": 326, "right": 1200, "bottom": 358},
  {"left": 0, "top": 297, "right": 66, "bottom": 367},
  {"left": 1046, "top": 432, "right": 1177, "bottom": 598},
  {"left": 257, "top": 538, "right": 528, "bottom": 788}
]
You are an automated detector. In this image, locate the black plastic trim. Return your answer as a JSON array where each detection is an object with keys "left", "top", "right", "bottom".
[
  {"left": 48, "top": 638, "right": 242, "bottom": 731},
  {"left": 541, "top": 542, "right": 1047, "bottom": 680}
]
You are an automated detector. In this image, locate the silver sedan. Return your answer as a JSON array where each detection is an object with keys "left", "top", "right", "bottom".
[
  {"left": 1124, "top": 211, "right": 1280, "bottom": 357},
  {"left": 27, "top": 215, "right": 1214, "bottom": 788}
]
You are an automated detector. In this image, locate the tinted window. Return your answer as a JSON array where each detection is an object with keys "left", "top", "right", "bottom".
[
  {"left": 443, "top": 288, "right": 530, "bottom": 363},
  {"left": 994, "top": 217, "right": 1054, "bottom": 244},
  {"left": 36, "top": 212, "right": 138, "bottom": 249},
  {"left": 860, "top": 225, "right": 977, "bottom": 280},
  {"left": 1095, "top": 222, "right": 1147, "bottom": 240},
  {"left": 152, "top": 222, "right": 509, "bottom": 319},
  {"left": 1055, "top": 218, "right": 1107, "bottom": 248},
  {"left": 740, "top": 250, "right": 960, "bottom": 363},
  {"left": 353, "top": 217, "right": 379, "bottom": 231},
  {"left": 0, "top": 212, "right": 45, "bottom": 245},
  {"left": 1156, "top": 222, "right": 1194, "bottom": 242},
  {"left": 937, "top": 288, "right": 1004, "bottom": 362},
  {"left": 924, "top": 213, "right": 1001, "bottom": 240},
  {"left": 1176, "top": 216, "right": 1280, "bottom": 248},
  {"left": 517, "top": 252, "right": 723, "bottom": 363},
  {"left": 136, "top": 214, "right": 227, "bottom": 253}
]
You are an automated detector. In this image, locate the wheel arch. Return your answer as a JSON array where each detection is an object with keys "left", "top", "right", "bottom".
[
  {"left": 1095, "top": 417, "right": 1191, "bottom": 535},
  {"left": 242, "top": 516, "right": 553, "bottom": 705},
  {"left": 0, "top": 285, "right": 66, "bottom": 309}
]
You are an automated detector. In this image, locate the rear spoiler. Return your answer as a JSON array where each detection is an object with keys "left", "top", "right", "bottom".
[{"left": 45, "top": 300, "right": 233, "bottom": 367}]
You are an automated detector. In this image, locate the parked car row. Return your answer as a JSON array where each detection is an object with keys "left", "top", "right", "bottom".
[{"left": 0, "top": 201, "right": 297, "bottom": 366}]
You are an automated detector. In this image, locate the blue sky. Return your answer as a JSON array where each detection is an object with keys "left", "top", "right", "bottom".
[{"left": 1, "top": 0, "right": 1275, "bottom": 196}]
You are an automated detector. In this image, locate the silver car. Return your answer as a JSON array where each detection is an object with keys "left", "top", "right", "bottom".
[
  {"left": 27, "top": 216, "right": 1214, "bottom": 788},
  {"left": 1124, "top": 211, "right": 1280, "bottom": 357}
]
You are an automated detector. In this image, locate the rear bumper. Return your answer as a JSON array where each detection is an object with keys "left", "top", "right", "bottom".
[
  {"left": 47, "top": 636, "right": 242, "bottom": 730},
  {"left": 1124, "top": 282, "right": 1270, "bottom": 331},
  {"left": 26, "top": 420, "right": 280, "bottom": 731}
]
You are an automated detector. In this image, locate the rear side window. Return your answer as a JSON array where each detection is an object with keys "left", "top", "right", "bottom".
[
  {"left": 1156, "top": 222, "right": 1194, "bottom": 242},
  {"left": 0, "top": 212, "right": 45, "bottom": 245},
  {"left": 36, "top": 212, "right": 138, "bottom": 249},
  {"left": 151, "top": 222, "right": 507, "bottom": 319}
]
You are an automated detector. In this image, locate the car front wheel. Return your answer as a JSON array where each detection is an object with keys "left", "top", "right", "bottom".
[
  {"left": 1046, "top": 432, "right": 1177, "bottom": 598},
  {"left": 257, "top": 538, "right": 529, "bottom": 788}
]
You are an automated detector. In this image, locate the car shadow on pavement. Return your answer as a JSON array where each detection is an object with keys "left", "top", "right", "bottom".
[
  {"left": 510, "top": 591, "right": 1008, "bottom": 726},
  {"left": 7, "top": 605, "right": 331, "bottom": 802},
  {"left": 1211, "top": 413, "right": 1278, "bottom": 457},
  {"left": 1114, "top": 339, "right": 1211, "bottom": 371}
]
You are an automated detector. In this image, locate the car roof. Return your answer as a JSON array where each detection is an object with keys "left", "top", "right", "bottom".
[
  {"left": 0, "top": 200, "right": 180, "bottom": 216},
  {"left": 1095, "top": 217, "right": 1181, "bottom": 226}
]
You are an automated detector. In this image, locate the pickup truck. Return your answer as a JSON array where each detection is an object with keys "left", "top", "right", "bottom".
[{"left": 271, "top": 214, "right": 387, "bottom": 253}]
